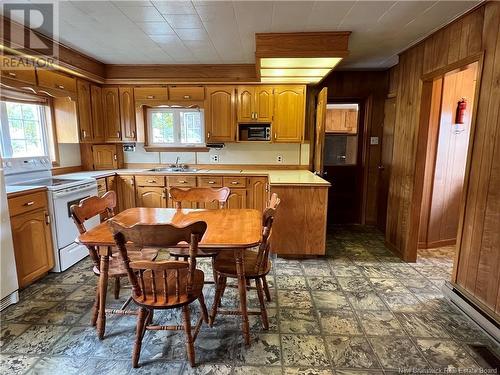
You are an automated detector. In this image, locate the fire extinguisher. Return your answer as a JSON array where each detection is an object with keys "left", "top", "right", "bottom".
[{"left": 455, "top": 98, "right": 467, "bottom": 124}]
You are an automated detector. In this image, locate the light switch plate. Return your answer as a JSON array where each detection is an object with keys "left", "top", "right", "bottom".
[{"left": 370, "top": 137, "right": 379, "bottom": 145}]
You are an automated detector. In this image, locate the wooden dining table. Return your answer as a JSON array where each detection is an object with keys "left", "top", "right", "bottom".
[{"left": 77, "top": 207, "right": 263, "bottom": 345}]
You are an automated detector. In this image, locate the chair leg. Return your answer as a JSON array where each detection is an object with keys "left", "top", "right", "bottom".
[
  {"left": 211, "top": 256, "right": 218, "bottom": 285},
  {"left": 198, "top": 293, "right": 209, "bottom": 324},
  {"left": 255, "top": 278, "right": 269, "bottom": 330},
  {"left": 114, "top": 277, "right": 120, "bottom": 300},
  {"left": 262, "top": 276, "right": 272, "bottom": 302},
  {"left": 182, "top": 305, "right": 196, "bottom": 367},
  {"left": 146, "top": 309, "right": 154, "bottom": 325},
  {"left": 209, "top": 276, "right": 226, "bottom": 327},
  {"left": 218, "top": 277, "right": 227, "bottom": 307},
  {"left": 91, "top": 284, "right": 100, "bottom": 327},
  {"left": 132, "top": 307, "right": 148, "bottom": 368}
]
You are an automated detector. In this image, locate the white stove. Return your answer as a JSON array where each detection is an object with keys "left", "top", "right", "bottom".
[{"left": 4, "top": 157, "right": 100, "bottom": 272}]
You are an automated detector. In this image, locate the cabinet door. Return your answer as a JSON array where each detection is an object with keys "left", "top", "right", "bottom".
[
  {"left": 76, "top": 80, "right": 93, "bottom": 142},
  {"left": 273, "top": 86, "right": 305, "bottom": 143},
  {"left": 255, "top": 86, "right": 273, "bottom": 122},
  {"left": 102, "top": 87, "right": 121, "bottom": 142},
  {"left": 90, "top": 85, "right": 105, "bottom": 142},
  {"left": 136, "top": 187, "right": 167, "bottom": 208},
  {"left": 11, "top": 209, "right": 54, "bottom": 288},
  {"left": 344, "top": 109, "right": 358, "bottom": 134},
  {"left": 118, "top": 176, "right": 136, "bottom": 211},
  {"left": 92, "top": 145, "right": 117, "bottom": 170},
  {"left": 226, "top": 189, "right": 247, "bottom": 209},
  {"left": 119, "top": 87, "right": 136, "bottom": 141},
  {"left": 237, "top": 86, "right": 254, "bottom": 122},
  {"left": 247, "top": 177, "right": 268, "bottom": 212},
  {"left": 205, "top": 86, "right": 236, "bottom": 142}
]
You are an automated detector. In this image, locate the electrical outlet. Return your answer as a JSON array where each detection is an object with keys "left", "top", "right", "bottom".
[
  {"left": 276, "top": 155, "right": 283, "bottom": 163},
  {"left": 210, "top": 154, "right": 219, "bottom": 163}
]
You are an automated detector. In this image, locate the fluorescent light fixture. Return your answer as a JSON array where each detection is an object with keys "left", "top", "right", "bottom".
[
  {"left": 260, "top": 57, "right": 342, "bottom": 69},
  {"left": 260, "top": 68, "right": 331, "bottom": 77},
  {"left": 260, "top": 77, "right": 323, "bottom": 84}
]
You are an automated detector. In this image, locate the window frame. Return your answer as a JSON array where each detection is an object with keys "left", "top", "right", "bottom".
[{"left": 144, "top": 105, "right": 209, "bottom": 152}]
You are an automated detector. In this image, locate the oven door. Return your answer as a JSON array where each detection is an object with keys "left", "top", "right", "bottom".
[{"left": 51, "top": 182, "right": 99, "bottom": 250}]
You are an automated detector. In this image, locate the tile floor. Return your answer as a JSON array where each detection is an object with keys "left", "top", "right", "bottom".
[{"left": 1, "top": 226, "right": 498, "bottom": 374}]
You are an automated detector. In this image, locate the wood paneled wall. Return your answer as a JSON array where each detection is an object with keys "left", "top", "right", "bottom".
[
  {"left": 319, "top": 71, "right": 388, "bottom": 225},
  {"left": 386, "top": 2, "right": 500, "bottom": 319}
]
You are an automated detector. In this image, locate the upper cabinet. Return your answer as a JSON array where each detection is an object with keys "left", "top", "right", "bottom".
[
  {"left": 273, "top": 85, "right": 306, "bottom": 143},
  {"left": 76, "top": 80, "right": 93, "bottom": 142},
  {"left": 237, "top": 86, "right": 273, "bottom": 123},
  {"left": 205, "top": 85, "right": 236, "bottom": 143},
  {"left": 169, "top": 85, "right": 205, "bottom": 101},
  {"left": 325, "top": 108, "right": 358, "bottom": 134},
  {"left": 102, "top": 87, "right": 122, "bottom": 142},
  {"left": 37, "top": 69, "right": 77, "bottom": 95},
  {"left": 119, "top": 87, "right": 136, "bottom": 141},
  {"left": 90, "top": 85, "right": 105, "bottom": 142}
]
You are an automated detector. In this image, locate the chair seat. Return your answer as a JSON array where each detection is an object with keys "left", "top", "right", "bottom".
[
  {"left": 132, "top": 269, "right": 205, "bottom": 309},
  {"left": 92, "top": 248, "right": 158, "bottom": 278},
  {"left": 213, "top": 250, "right": 271, "bottom": 278},
  {"left": 169, "top": 247, "right": 218, "bottom": 258}
]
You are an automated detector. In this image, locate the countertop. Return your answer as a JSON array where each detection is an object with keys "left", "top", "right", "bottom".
[
  {"left": 58, "top": 169, "right": 331, "bottom": 187},
  {"left": 6, "top": 185, "right": 46, "bottom": 196}
]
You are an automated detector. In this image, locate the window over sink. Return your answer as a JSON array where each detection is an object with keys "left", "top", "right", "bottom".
[{"left": 145, "top": 106, "right": 205, "bottom": 149}]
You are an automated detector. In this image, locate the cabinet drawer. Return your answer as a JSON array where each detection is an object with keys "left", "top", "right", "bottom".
[
  {"left": 134, "top": 87, "right": 168, "bottom": 101},
  {"left": 197, "top": 176, "right": 223, "bottom": 188},
  {"left": 37, "top": 69, "right": 77, "bottom": 92},
  {"left": 168, "top": 86, "right": 205, "bottom": 101},
  {"left": 1, "top": 66, "right": 36, "bottom": 85},
  {"left": 223, "top": 176, "right": 247, "bottom": 188},
  {"left": 8, "top": 190, "right": 47, "bottom": 217},
  {"left": 135, "top": 176, "right": 166, "bottom": 187},
  {"left": 167, "top": 176, "right": 197, "bottom": 187}
]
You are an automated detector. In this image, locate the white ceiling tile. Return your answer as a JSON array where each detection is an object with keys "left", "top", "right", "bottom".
[
  {"left": 119, "top": 5, "right": 164, "bottom": 22},
  {"left": 135, "top": 21, "right": 175, "bottom": 35},
  {"left": 271, "top": 1, "right": 314, "bottom": 32},
  {"left": 338, "top": 1, "right": 397, "bottom": 30},
  {"left": 112, "top": 1, "right": 153, "bottom": 8},
  {"left": 152, "top": 1, "right": 196, "bottom": 15},
  {"left": 164, "top": 14, "right": 203, "bottom": 28},
  {"left": 306, "top": 1, "right": 355, "bottom": 31},
  {"left": 183, "top": 40, "right": 220, "bottom": 62},
  {"left": 176, "top": 28, "right": 209, "bottom": 41}
]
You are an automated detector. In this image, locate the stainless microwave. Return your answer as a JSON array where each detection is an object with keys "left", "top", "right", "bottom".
[{"left": 239, "top": 124, "right": 271, "bottom": 141}]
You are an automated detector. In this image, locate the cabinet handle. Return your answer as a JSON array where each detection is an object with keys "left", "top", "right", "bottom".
[
  {"left": 231, "top": 181, "right": 239, "bottom": 185},
  {"left": 23, "top": 201, "right": 35, "bottom": 206},
  {"left": 82, "top": 130, "right": 87, "bottom": 138},
  {"left": 183, "top": 95, "right": 190, "bottom": 99},
  {"left": 147, "top": 180, "right": 156, "bottom": 183},
  {"left": 8, "top": 72, "right": 16, "bottom": 77},
  {"left": 178, "top": 180, "right": 187, "bottom": 184},
  {"left": 113, "top": 154, "right": 117, "bottom": 161},
  {"left": 208, "top": 181, "right": 215, "bottom": 184},
  {"left": 132, "top": 130, "right": 136, "bottom": 138},
  {"left": 56, "top": 84, "right": 65, "bottom": 90},
  {"left": 207, "top": 132, "right": 210, "bottom": 139},
  {"left": 45, "top": 212, "right": 51, "bottom": 224},
  {"left": 274, "top": 133, "right": 277, "bottom": 140},
  {"left": 147, "top": 95, "right": 154, "bottom": 99}
]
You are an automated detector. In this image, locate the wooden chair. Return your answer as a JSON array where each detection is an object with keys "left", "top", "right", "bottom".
[
  {"left": 70, "top": 191, "right": 158, "bottom": 334},
  {"left": 168, "top": 187, "right": 230, "bottom": 282},
  {"left": 209, "top": 193, "right": 280, "bottom": 332},
  {"left": 109, "top": 220, "right": 208, "bottom": 368}
]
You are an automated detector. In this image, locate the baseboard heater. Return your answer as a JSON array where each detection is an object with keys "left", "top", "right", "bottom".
[{"left": 443, "top": 281, "right": 500, "bottom": 343}]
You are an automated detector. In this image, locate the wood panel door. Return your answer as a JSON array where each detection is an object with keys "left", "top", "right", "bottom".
[
  {"left": 90, "top": 84, "right": 105, "bottom": 142},
  {"left": 255, "top": 86, "right": 273, "bottom": 122},
  {"left": 273, "top": 86, "right": 305, "bottom": 143},
  {"left": 92, "top": 145, "right": 117, "bottom": 170},
  {"left": 119, "top": 87, "right": 136, "bottom": 141},
  {"left": 136, "top": 187, "right": 167, "bottom": 208},
  {"left": 247, "top": 177, "right": 268, "bottom": 213},
  {"left": 314, "top": 87, "right": 328, "bottom": 175},
  {"left": 102, "top": 87, "right": 121, "bottom": 142},
  {"left": 226, "top": 189, "right": 247, "bottom": 209},
  {"left": 205, "top": 86, "right": 236, "bottom": 142},
  {"left": 76, "top": 80, "right": 93, "bottom": 142},
  {"left": 118, "top": 176, "right": 136, "bottom": 211},
  {"left": 237, "top": 86, "right": 254, "bottom": 122},
  {"left": 377, "top": 97, "right": 396, "bottom": 231},
  {"left": 10, "top": 209, "right": 54, "bottom": 288}
]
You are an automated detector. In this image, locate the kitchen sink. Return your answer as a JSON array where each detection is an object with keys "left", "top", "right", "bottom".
[{"left": 147, "top": 167, "right": 198, "bottom": 173}]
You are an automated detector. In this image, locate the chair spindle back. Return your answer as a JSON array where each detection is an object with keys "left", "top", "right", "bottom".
[{"left": 255, "top": 193, "right": 280, "bottom": 273}]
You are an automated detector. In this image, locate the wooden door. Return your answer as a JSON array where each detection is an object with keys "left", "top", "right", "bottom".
[
  {"left": 118, "top": 176, "right": 136, "bottom": 211},
  {"left": 119, "top": 87, "right": 136, "bottom": 141},
  {"left": 226, "top": 189, "right": 247, "bottom": 209},
  {"left": 273, "top": 86, "right": 305, "bottom": 142},
  {"left": 92, "top": 144, "right": 117, "bottom": 170},
  {"left": 255, "top": 86, "right": 273, "bottom": 122},
  {"left": 205, "top": 86, "right": 236, "bottom": 142},
  {"left": 136, "top": 186, "right": 167, "bottom": 208},
  {"left": 10, "top": 209, "right": 54, "bottom": 288},
  {"left": 247, "top": 177, "right": 268, "bottom": 212},
  {"left": 102, "top": 87, "right": 121, "bottom": 142},
  {"left": 90, "top": 85, "right": 105, "bottom": 142},
  {"left": 237, "top": 86, "right": 254, "bottom": 122},
  {"left": 76, "top": 80, "right": 93, "bottom": 142},
  {"left": 377, "top": 97, "right": 396, "bottom": 231},
  {"left": 314, "top": 87, "right": 328, "bottom": 175}
]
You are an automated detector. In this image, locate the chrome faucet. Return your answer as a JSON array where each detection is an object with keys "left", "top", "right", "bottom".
[{"left": 175, "top": 156, "right": 180, "bottom": 168}]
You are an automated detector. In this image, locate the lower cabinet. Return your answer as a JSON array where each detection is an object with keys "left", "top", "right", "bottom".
[
  {"left": 226, "top": 188, "right": 247, "bottom": 209},
  {"left": 136, "top": 186, "right": 167, "bottom": 208},
  {"left": 247, "top": 177, "right": 269, "bottom": 212},
  {"left": 8, "top": 190, "right": 54, "bottom": 288},
  {"left": 118, "top": 175, "right": 136, "bottom": 211}
]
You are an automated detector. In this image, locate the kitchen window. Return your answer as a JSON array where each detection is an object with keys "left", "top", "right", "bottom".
[
  {"left": 0, "top": 100, "right": 56, "bottom": 160},
  {"left": 146, "top": 107, "right": 205, "bottom": 149}
]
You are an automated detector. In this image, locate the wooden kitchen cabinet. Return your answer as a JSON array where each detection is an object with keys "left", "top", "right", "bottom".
[
  {"left": 92, "top": 144, "right": 118, "bottom": 170},
  {"left": 119, "top": 87, "right": 136, "bottom": 141},
  {"left": 76, "top": 80, "right": 93, "bottom": 142},
  {"left": 168, "top": 85, "right": 205, "bottom": 101},
  {"left": 36, "top": 69, "right": 77, "bottom": 93},
  {"left": 325, "top": 108, "right": 358, "bottom": 134},
  {"left": 273, "top": 85, "right": 306, "bottom": 143},
  {"left": 205, "top": 85, "right": 236, "bottom": 142},
  {"left": 118, "top": 175, "right": 136, "bottom": 211},
  {"left": 102, "top": 87, "right": 121, "bottom": 142},
  {"left": 226, "top": 188, "right": 247, "bottom": 209},
  {"left": 1, "top": 58, "right": 37, "bottom": 86},
  {"left": 8, "top": 190, "right": 54, "bottom": 288},
  {"left": 136, "top": 186, "right": 167, "bottom": 208},
  {"left": 90, "top": 85, "right": 105, "bottom": 142},
  {"left": 237, "top": 86, "right": 273, "bottom": 123},
  {"left": 247, "top": 176, "right": 269, "bottom": 213}
]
